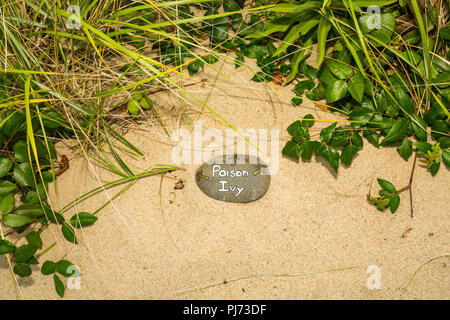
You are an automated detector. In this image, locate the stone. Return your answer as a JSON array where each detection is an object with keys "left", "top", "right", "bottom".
[{"left": 195, "top": 154, "right": 270, "bottom": 203}]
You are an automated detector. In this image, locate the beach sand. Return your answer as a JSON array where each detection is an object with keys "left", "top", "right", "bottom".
[{"left": 1, "top": 54, "right": 448, "bottom": 300}]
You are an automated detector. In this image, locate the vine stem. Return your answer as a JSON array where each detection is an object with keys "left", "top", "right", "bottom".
[{"left": 396, "top": 153, "right": 418, "bottom": 218}]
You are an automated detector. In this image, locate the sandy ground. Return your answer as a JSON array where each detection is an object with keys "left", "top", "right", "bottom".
[{"left": 0, "top": 54, "right": 449, "bottom": 300}]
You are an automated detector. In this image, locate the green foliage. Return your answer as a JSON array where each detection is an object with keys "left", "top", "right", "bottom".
[
  {"left": 0, "top": 0, "right": 448, "bottom": 299},
  {"left": 53, "top": 274, "right": 65, "bottom": 298},
  {"left": 61, "top": 223, "right": 78, "bottom": 244},
  {"left": 41, "top": 261, "right": 56, "bottom": 275},
  {"left": 278, "top": 0, "right": 449, "bottom": 180},
  {"left": 0, "top": 239, "right": 16, "bottom": 254},
  {"left": 368, "top": 178, "right": 401, "bottom": 213},
  {"left": 14, "top": 263, "right": 32, "bottom": 277},
  {"left": 0, "top": 104, "right": 96, "bottom": 297},
  {"left": 56, "top": 260, "right": 75, "bottom": 277},
  {"left": 70, "top": 212, "right": 98, "bottom": 228}
]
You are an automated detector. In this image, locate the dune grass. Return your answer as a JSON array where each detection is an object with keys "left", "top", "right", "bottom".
[{"left": 0, "top": 0, "right": 448, "bottom": 298}]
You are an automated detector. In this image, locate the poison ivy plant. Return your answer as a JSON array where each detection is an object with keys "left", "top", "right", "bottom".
[
  {"left": 368, "top": 178, "right": 401, "bottom": 213},
  {"left": 279, "top": 1, "right": 449, "bottom": 179},
  {"left": 0, "top": 89, "right": 96, "bottom": 297}
]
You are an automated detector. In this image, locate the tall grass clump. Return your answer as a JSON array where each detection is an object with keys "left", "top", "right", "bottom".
[{"left": 1, "top": 0, "right": 270, "bottom": 297}]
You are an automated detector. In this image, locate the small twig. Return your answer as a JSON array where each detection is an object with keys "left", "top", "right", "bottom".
[
  {"left": 395, "top": 153, "right": 418, "bottom": 218},
  {"left": 405, "top": 253, "right": 450, "bottom": 289},
  {"left": 35, "top": 241, "right": 57, "bottom": 259},
  {"left": 54, "top": 155, "right": 69, "bottom": 177},
  {"left": 409, "top": 153, "right": 418, "bottom": 218},
  {"left": 175, "top": 266, "right": 361, "bottom": 295}
]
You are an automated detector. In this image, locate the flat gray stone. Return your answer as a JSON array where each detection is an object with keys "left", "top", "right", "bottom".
[{"left": 195, "top": 154, "right": 270, "bottom": 203}]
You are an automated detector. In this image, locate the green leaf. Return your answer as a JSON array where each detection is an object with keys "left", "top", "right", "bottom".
[
  {"left": 380, "top": 118, "right": 409, "bottom": 146},
  {"left": 3, "top": 214, "right": 33, "bottom": 228},
  {"left": 0, "top": 239, "right": 16, "bottom": 254},
  {"left": 397, "top": 138, "right": 413, "bottom": 161},
  {"left": 14, "top": 263, "right": 32, "bottom": 277},
  {"left": 61, "top": 223, "right": 78, "bottom": 244},
  {"left": 251, "top": 72, "right": 268, "bottom": 82},
  {"left": 245, "top": 44, "right": 267, "bottom": 60},
  {"left": 43, "top": 205, "right": 65, "bottom": 223},
  {"left": 320, "top": 122, "right": 337, "bottom": 143},
  {"left": 438, "top": 137, "right": 450, "bottom": 149},
  {"left": 0, "top": 180, "right": 17, "bottom": 196},
  {"left": 26, "top": 231, "right": 42, "bottom": 249},
  {"left": 352, "top": 0, "right": 397, "bottom": 6},
  {"left": 223, "top": 0, "right": 240, "bottom": 12},
  {"left": 56, "top": 260, "right": 75, "bottom": 277},
  {"left": 70, "top": 212, "right": 98, "bottom": 228},
  {"left": 363, "top": 130, "right": 380, "bottom": 148},
  {"left": 327, "top": 60, "right": 353, "bottom": 80},
  {"left": 326, "top": 80, "right": 348, "bottom": 103},
  {"left": 442, "top": 149, "right": 450, "bottom": 168},
  {"left": 411, "top": 115, "right": 427, "bottom": 141},
  {"left": 377, "top": 178, "right": 396, "bottom": 193},
  {"left": 14, "top": 244, "right": 38, "bottom": 263},
  {"left": 26, "top": 256, "right": 39, "bottom": 265},
  {"left": 0, "top": 193, "right": 14, "bottom": 216},
  {"left": 350, "top": 132, "right": 364, "bottom": 148},
  {"left": 302, "top": 114, "right": 315, "bottom": 128},
  {"left": 15, "top": 203, "right": 43, "bottom": 218},
  {"left": 41, "top": 260, "right": 56, "bottom": 275},
  {"left": 329, "top": 134, "right": 349, "bottom": 148},
  {"left": 396, "top": 89, "right": 414, "bottom": 115},
  {"left": 414, "top": 141, "right": 432, "bottom": 153},
  {"left": 245, "top": 16, "right": 290, "bottom": 39},
  {"left": 0, "top": 157, "right": 13, "bottom": 178},
  {"left": 13, "top": 140, "right": 28, "bottom": 163},
  {"left": 274, "top": 18, "right": 319, "bottom": 56},
  {"left": 319, "top": 66, "right": 338, "bottom": 86},
  {"left": 266, "top": 1, "right": 321, "bottom": 13},
  {"left": 311, "top": 141, "right": 326, "bottom": 155},
  {"left": 431, "top": 120, "right": 448, "bottom": 141},
  {"left": 440, "top": 26, "right": 450, "bottom": 40},
  {"left": 235, "top": 54, "right": 244, "bottom": 68},
  {"left": 127, "top": 100, "right": 139, "bottom": 116},
  {"left": 293, "top": 80, "right": 315, "bottom": 95},
  {"left": 348, "top": 72, "right": 365, "bottom": 104},
  {"left": 349, "top": 107, "right": 373, "bottom": 128},
  {"left": 299, "top": 140, "right": 313, "bottom": 161},
  {"left": 14, "top": 163, "right": 35, "bottom": 187},
  {"left": 371, "top": 13, "right": 396, "bottom": 45},
  {"left": 282, "top": 140, "right": 300, "bottom": 161},
  {"left": 306, "top": 83, "right": 326, "bottom": 101},
  {"left": 430, "top": 161, "right": 440, "bottom": 176},
  {"left": 187, "top": 60, "right": 203, "bottom": 76},
  {"left": 341, "top": 144, "right": 359, "bottom": 166},
  {"left": 35, "top": 182, "right": 48, "bottom": 201},
  {"left": 291, "top": 96, "right": 303, "bottom": 106},
  {"left": 54, "top": 274, "right": 65, "bottom": 298},
  {"left": 389, "top": 193, "right": 400, "bottom": 213},
  {"left": 319, "top": 146, "right": 340, "bottom": 172},
  {"left": 317, "top": 17, "right": 331, "bottom": 68},
  {"left": 286, "top": 37, "right": 312, "bottom": 84},
  {"left": 287, "top": 121, "right": 308, "bottom": 142}
]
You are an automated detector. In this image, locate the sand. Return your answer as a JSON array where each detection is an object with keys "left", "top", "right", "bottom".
[{"left": 0, "top": 54, "right": 449, "bottom": 300}]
